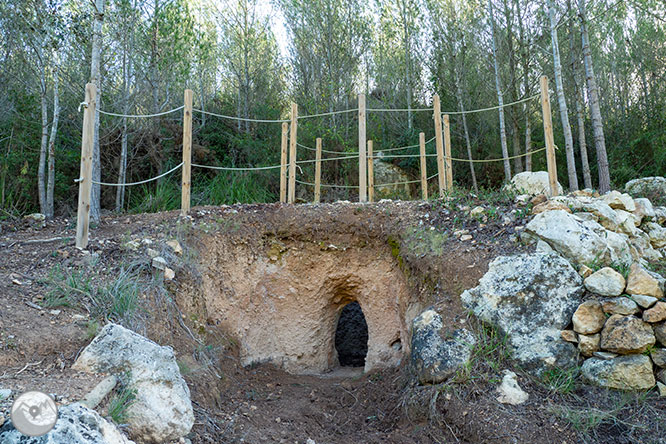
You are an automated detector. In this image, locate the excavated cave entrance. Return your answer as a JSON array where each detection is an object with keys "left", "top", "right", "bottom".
[
  {"left": 335, "top": 302, "right": 369, "bottom": 367},
  {"left": 199, "top": 235, "right": 427, "bottom": 374}
]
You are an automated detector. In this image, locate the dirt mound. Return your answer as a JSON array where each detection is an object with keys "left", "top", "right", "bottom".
[{"left": 2, "top": 199, "right": 660, "bottom": 443}]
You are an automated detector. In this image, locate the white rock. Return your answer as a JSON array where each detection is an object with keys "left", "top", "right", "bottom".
[
  {"left": 525, "top": 210, "right": 632, "bottom": 267},
  {"left": 625, "top": 176, "right": 666, "bottom": 198},
  {"left": 644, "top": 222, "right": 666, "bottom": 248},
  {"left": 166, "top": 240, "right": 183, "bottom": 255},
  {"left": 584, "top": 267, "right": 626, "bottom": 296},
  {"left": 164, "top": 267, "right": 175, "bottom": 281},
  {"left": 461, "top": 253, "right": 583, "bottom": 374},
  {"left": 655, "top": 207, "right": 666, "bottom": 225},
  {"left": 25, "top": 213, "right": 46, "bottom": 222},
  {"left": 470, "top": 206, "right": 485, "bottom": 217},
  {"left": 0, "top": 403, "right": 134, "bottom": 444},
  {"left": 634, "top": 198, "right": 655, "bottom": 221},
  {"left": 508, "top": 171, "right": 563, "bottom": 197},
  {"left": 152, "top": 256, "right": 167, "bottom": 271},
  {"left": 73, "top": 324, "right": 194, "bottom": 443},
  {"left": 602, "top": 190, "right": 636, "bottom": 212},
  {"left": 575, "top": 199, "right": 619, "bottom": 231},
  {"left": 631, "top": 294, "right": 658, "bottom": 309},
  {"left": 410, "top": 310, "right": 476, "bottom": 384},
  {"left": 615, "top": 209, "right": 640, "bottom": 236},
  {"left": 496, "top": 370, "right": 529, "bottom": 405}
]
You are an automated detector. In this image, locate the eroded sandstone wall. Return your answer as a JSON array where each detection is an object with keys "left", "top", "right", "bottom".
[{"left": 200, "top": 238, "right": 421, "bottom": 374}]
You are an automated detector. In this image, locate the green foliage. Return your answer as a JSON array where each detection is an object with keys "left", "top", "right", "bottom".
[
  {"left": 43, "top": 265, "right": 141, "bottom": 323},
  {"left": 193, "top": 171, "right": 274, "bottom": 206},
  {"left": 108, "top": 380, "right": 137, "bottom": 425},
  {"left": 470, "top": 322, "right": 511, "bottom": 373},
  {"left": 542, "top": 367, "right": 579, "bottom": 394},
  {"left": 129, "top": 181, "right": 181, "bottom": 214},
  {"left": 44, "top": 265, "right": 94, "bottom": 308}
]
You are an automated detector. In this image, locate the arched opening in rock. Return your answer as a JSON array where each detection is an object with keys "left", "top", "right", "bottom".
[{"left": 335, "top": 301, "right": 368, "bottom": 367}]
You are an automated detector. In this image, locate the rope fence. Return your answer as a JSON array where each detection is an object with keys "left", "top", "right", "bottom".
[
  {"left": 73, "top": 75, "right": 560, "bottom": 250},
  {"left": 74, "top": 162, "right": 183, "bottom": 186},
  {"left": 98, "top": 106, "right": 184, "bottom": 118},
  {"left": 443, "top": 94, "right": 540, "bottom": 115}
]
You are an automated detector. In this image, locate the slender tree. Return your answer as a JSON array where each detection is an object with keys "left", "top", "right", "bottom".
[
  {"left": 548, "top": 0, "right": 578, "bottom": 190},
  {"left": 90, "top": 0, "right": 104, "bottom": 222},
  {"left": 567, "top": 0, "right": 592, "bottom": 189},
  {"left": 578, "top": 0, "right": 610, "bottom": 192},
  {"left": 488, "top": 0, "right": 511, "bottom": 181}
]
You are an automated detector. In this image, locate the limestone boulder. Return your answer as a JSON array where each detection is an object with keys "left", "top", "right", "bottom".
[
  {"left": 410, "top": 310, "right": 476, "bottom": 384},
  {"left": 634, "top": 198, "right": 655, "bottom": 221},
  {"left": 578, "top": 333, "right": 600, "bottom": 357},
  {"left": 643, "top": 302, "right": 666, "bottom": 323},
  {"left": 496, "top": 370, "right": 529, "bottom": 405},
  {"left": 600, "top": 314, "right": 655, "bottom": 354},
  {"left": 579, "top": 200, "right": 620, "bottom": 231},
  {"left": 561, "top": 330, "right": 578, "bottom": 343},
  {"left": 628, "top": 233, "right": 663, "bottom": 264},
  {"left": 525, "top": 210, "right": 632, "bottom": 267},
  {"left": 644, "top": 222, "right": 666, "bottom": 248},
  {"left": 625, "top": 263, "right": 665, "bottom": 298},
  {"left": 601, "top": 297, "right": 640, "bottom": 316},
  {"left": 581, "top": 355, "right": 655, "bottom": 390},
  {"left": 625, "top": 176, "right": 666, "bottom": 199},
  {"left": 508, "top": 171, "right": 563, "bottom": 196},
  {"left": 572, "top": 300, "right": 606, "bottom": 334},
  {"left": 73, "top": 324, "right": 194, "bottom": 443},
  {"left": 461, "top": 253, "right": 583, "bottom": 375},
  {"left": 532, "top": 200, "right": 572, "bottom": 215},
  {"left": 632, "top": 294, "right": 658, "bottom": 309},
  {"left": 654, "top": 322, "right": 666, "bottom": 345},
  {"left": 0, "top": 403, "right": 134, "bottom": 444},
  {"left": 371, "top": 159, "right": 412, "bottom": 200},
  {"left": 656, "top": 206, "right": 666, "bottom": 225},
  {"left": 615, "top": 209, "right": 641, "bottom": 236},
  {"left": 602, "top": 190, "right": 636, "bottom": 212},
  {"left": 651, "top": 349, "right": 666, "bottom": 368},
  {"left": 584, "top": 267, "right": 626, "bottom": 296}
]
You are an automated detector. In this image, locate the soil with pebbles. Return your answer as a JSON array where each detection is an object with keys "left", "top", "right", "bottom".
[{"left": 0, "top": 199, "right": 663, "bottom": 443}]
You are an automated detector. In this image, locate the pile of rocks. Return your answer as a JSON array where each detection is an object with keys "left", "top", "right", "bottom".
[
  {"left": 458, "top": 173, "right": 666, "bottom": 392},
  {"left": 561, "top": 264, "right": 665, "bottom": 390}
]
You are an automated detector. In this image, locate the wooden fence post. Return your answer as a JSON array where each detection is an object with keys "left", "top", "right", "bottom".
[
  {"left": 433, "top": 94, "right": 446, "bottom": 197},
  {"left": 75, "top": 83, "right": 96, "bottom": 249},
  {"left": 314, "top": 137, "right": 322, "bottom": 203},
  {"left": 367, "top": 140, "right": 374, "bottom": 202},
  {"left": 443, "top": 114, "right": 453, "bottom": 190},
  {"left": 540, "top": 76, "right": 559, "bottom": 197},
  {"left": 419, "top": 132, "right": 428, "bottom": 200},
  {"left": 288, "top": 102, "right": 298, "bottom": 203},
  {"left": 180, "top": 89, "right": 193, "bottom": 216},
  {"left": 358, "top": 93, "right": 367, "bottom": 202},
  {"left": 280, "top": 122, "right": 288, "bottom": 203}
]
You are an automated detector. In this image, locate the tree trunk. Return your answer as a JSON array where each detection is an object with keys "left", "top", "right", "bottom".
[
  {"left": 90, "top": 0, "right": 104, "bottom": 222},
  {"left": 38, "top": 69, "right": 48, "bottom": 214},
  {"left": 46, "top": 70, "right": 59, "bottom": 219},
  {"left": 116, "top": 25, "right": 131, "bottom": 212},
  {"left": 455, "top": 66, "right": 478, "bottom": 193},
  {"left": 503, "top": 0, "right": 522, "bottom": 174},
  {"left": 488, "top": 0, "right": 511, "bottom": 181},
  {"left": 578, "top": 0, "right": 610, "bottom": 193},
  {"left": 516, "top": 0, "right": 532, "bottom": 172},
  {"left": 567, "top": 0, "right": 592, "bottom": 189},
  {"left": 548, "top": 0, "right": 578, "bottom": 190}
]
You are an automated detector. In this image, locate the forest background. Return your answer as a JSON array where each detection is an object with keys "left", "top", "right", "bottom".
[{"left": 1, "top": 0, "right": 664, "bottom": 219}]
